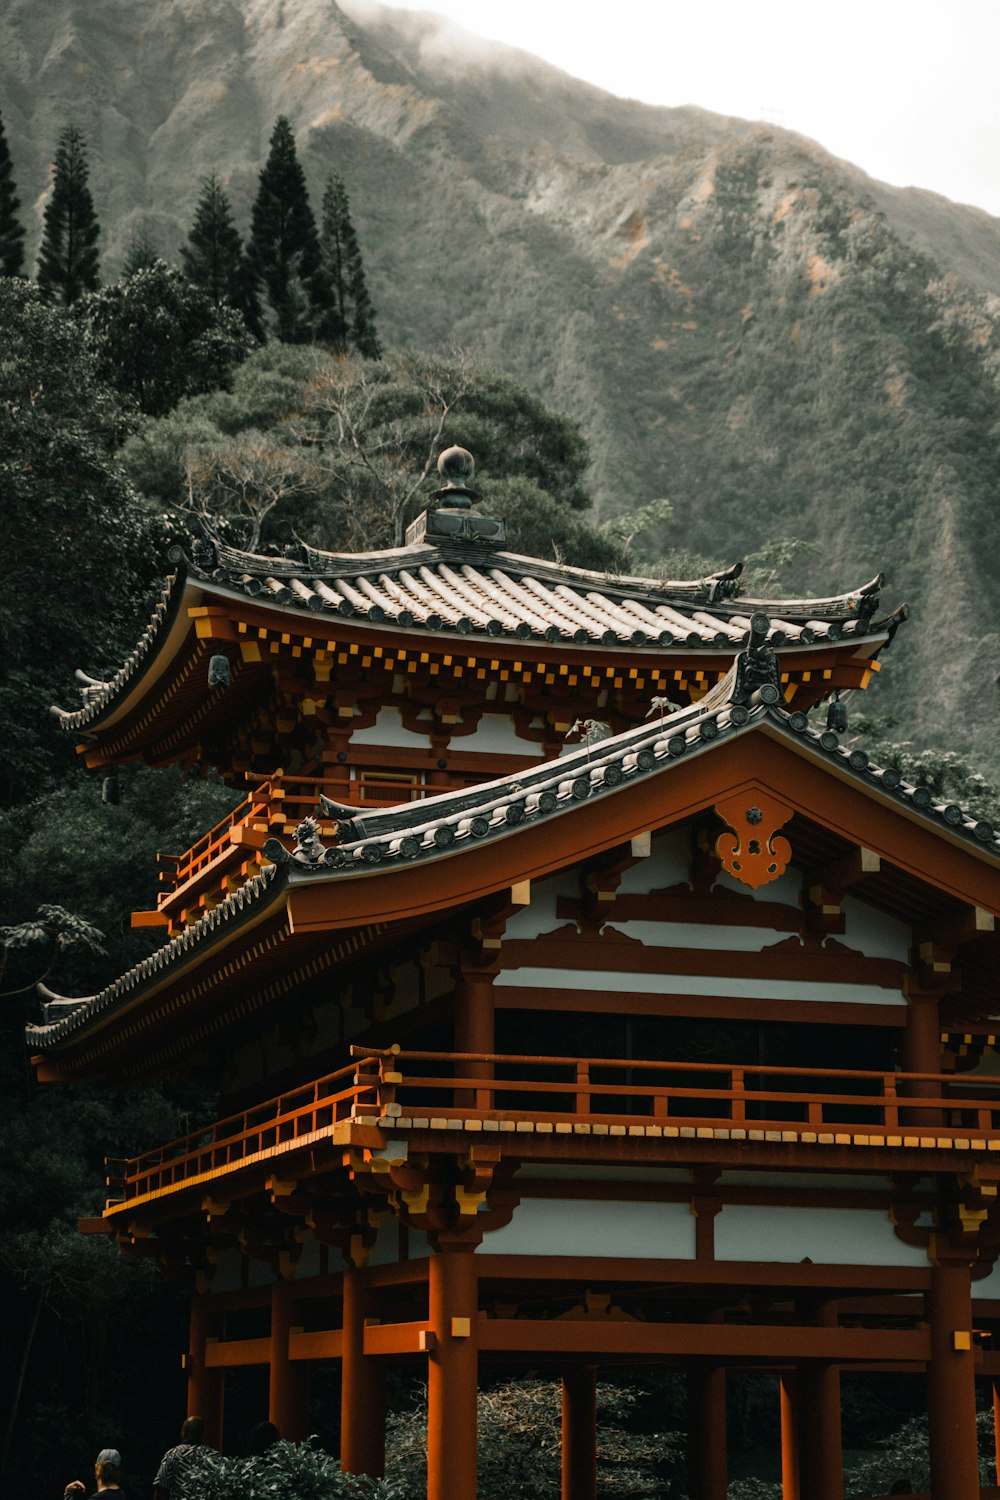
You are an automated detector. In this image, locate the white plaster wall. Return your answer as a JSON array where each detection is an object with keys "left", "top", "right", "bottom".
[
  {"left": 463, "top": 713, "right": 544, "bottom": 756},
  {"left": 841, "top": 893, "right": 912, "bottom": 962},
  {"left": 505, "top": 871, "right": 578, "bottom": 941},
  {"left": 715, "top": 867, "right": 803, "bottom": 905},
  {"left": 972, "top": 1263, "right": 1000, "bottom": 1299},
  {"left": 617, "top": 829, "right": 690, "bottom": 892},
  {"left": 714, "top": 1205, "right": 928, "bottom": 1266},
  {"left": 476, "top": 1197, "right": 696, "bottom": 1259},
  {"left": 606, "top": 919, "right": 791, "bottom": 954},
  {"left": 497, "top": 966, "right": 904, "bottom": 1005},
  {"left": 349, "top": 707, "right": 429, "bottom": 748}
]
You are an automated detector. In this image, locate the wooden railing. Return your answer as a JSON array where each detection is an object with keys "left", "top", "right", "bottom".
[
  {"left": 135, "top": 769, "right": 462, "bottom": 934},
  {"left": 106, "top": 1051, "right": 1000, "bottom": 1211}
]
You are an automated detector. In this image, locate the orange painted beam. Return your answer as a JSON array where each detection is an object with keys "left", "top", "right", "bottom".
[
  {"left": 204, "top": 1335, "right": 270, "bottom": 1368},
  {"left": 477, "top": 1320, "right": 930, "bottom": 1361},
  {"left": 363, "top": 1320, "right": 431, "bottom": 1356},
  {"left": 290, "top": 1329, "right": 343, "bottom": 1362}
]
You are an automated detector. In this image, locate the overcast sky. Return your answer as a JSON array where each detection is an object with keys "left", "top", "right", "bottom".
[{"left": 375, "top": 0, "right": 1000, "bottom": 219}]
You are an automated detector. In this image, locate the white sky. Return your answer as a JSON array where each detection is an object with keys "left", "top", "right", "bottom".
[{"left": 379, "top": 0, "right": 1000, "bottom": 218}]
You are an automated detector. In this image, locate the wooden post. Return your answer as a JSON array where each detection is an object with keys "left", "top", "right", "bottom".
[
  {"left": 688, "top": 1360, "right": 727, "bottom": 1500},
  {"left": 268, "top": 1279, "right": 308, "bottom": 1441},
  {"left": 427, "top": 1244, "right": 478, "bottom": 1500},
  {"left": 562, "top": 1363, "right": 597, "bottom": 1500},
  {"left": 780, "top": 1374, "right": 800, "bottom": 1500},
  {"left": 927, "top": 1257, "right": 979, "bottom": 1500},
  {"left": 454, "top": 970, "right": 495, "bottom": 1110},
  {"left": 902, "top": 991, "right": 942, "bottom": 1124},
  {"left": 340, "top": 1266, "right": 386, "bottom": 1477},
  {"left": 187, "top": 1295, "right": 224, "bottom": 1451},
  {"left": 799, "top": 1363, "right": 843, "bottom": 1500},
  {"left": 993, "top": 1376, "right": 1000, "bottom": 1487}
]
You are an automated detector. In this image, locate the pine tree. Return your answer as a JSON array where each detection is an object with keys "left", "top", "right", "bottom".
[
  {"left": 247, "top": 117, "right": 323, "bottom": 344},
  {"left": 0, "top": 112, "right": 26, "bottom": 276},
  {"left": 122, "top": 225, "right": 159, "bottom": 277},
  {"left": 316, "top": 173, "right": 381, "bottom": 358},
  {"left": 36, "top": 125, "right": 100, "bottom": 305},
  {"left": 181, "top": 172, "right": 262, "bottom": 339}
]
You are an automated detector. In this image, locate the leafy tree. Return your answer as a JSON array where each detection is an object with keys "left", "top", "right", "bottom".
[
  {"left": 119, "top": 346, "right": 616, "bottom": 567},
  {"left": 181, "top": 172, "right": 263, "bottom": 339},
  {"left": 36, "top": 124, "right": 100, "bottom": 305},
  {"left": 76, "top": 261, "right": 254, "bottom": 417},
  {"left": 0, "top": 279, "right": 153, "bottom": 804},
  {"left": 0, "top": 110, "right": 26, "bottom": 276},
  {"left": 316, "top": 173, "right": 381, "bottom": 358},
  {"left": 247, "top": 117, "right": 323, "bottom": 343},
  {"left": 181, "top": 1438, "right": 403, "bottom": 1498}
]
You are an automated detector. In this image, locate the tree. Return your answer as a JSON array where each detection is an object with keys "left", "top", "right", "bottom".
[
  {"left": 121, "top": 224, "right": 159, "bottom": 277},
  {"left": 76, "top": 261, "right": 254, "bottom": 417},
  {"left": 247, "top": 117, "right": 323, "bottom": 343},
  {"left": 181, "top": 172, "right": 263, "bottom": 338},
  {"left": 316, "top": 173, "right": 381, "bottom": 358},
  {"left": 0, "top": 111, "right": 26, "bottom": 276},
  {"left": 36, "top": 125, "right": 100, "bottom": 305}
]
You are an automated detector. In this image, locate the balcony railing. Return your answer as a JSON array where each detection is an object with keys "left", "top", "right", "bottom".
[
  {"left": 105, "top": 1051, "right": 1000, "bottom": 1212},
  {"left": 132, "top": 760, "right": 510, "bottom": 934}
]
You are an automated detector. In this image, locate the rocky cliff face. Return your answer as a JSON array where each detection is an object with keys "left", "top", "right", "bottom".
[{"left": 4, "top": 0, "right": 1000, "bottom": 764}]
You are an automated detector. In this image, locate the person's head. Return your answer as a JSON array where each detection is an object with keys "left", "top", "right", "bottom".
[
  {"left": 250, "top": 1420, "right": 280, "bottom": 1455},
  {"left": 181, "top": 1415, "right": 204, "bottom": 1445},
  {"left": 95, "top": 1449, "right": 122, "bottom": 1489}
]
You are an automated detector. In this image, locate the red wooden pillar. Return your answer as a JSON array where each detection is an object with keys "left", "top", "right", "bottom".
[
  {"left": 992, "top": 1376, "right": 1000, "bottom": 1487},
  {"left": 561, "top": 1363, "right": 597, "bottom": 1500},
  {"left": 688, "top": 1360, "right": 727, "bottom": 1500},
  {"left": 340, "top": 1266, "right": 386, "bottom": 1477},
  {"left": 454, "top": 969, "right": 495, "bottom": 1109},
  {"left": 799, "top": 1362, "right": 843, "bottom": 1500},
  {"left": 187, "top": 1295, "right": 224, "bottom": 1450},
  {"left": 780, "top": 1374, "right": 800, "bottom": 1500},
  {"left": 902, "top": 991, "right": 942, "bottom": 1124},
  {"left": 427, "top": 1244, "right": 478, "bottom": 1500},
  {"left": 927, "top": 1257, "right": 979, "bottom": 1500},
  {"left": 268, "top": 1279, "right": 308, "bottom": 1441}
]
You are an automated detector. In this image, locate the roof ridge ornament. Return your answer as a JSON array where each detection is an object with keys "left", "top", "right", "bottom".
[
  {"left": 731, "top": 614, "right": 784, "bottom": 707},
  {"left": 405, "top": 447, "right": 506, "bottom": 551}
]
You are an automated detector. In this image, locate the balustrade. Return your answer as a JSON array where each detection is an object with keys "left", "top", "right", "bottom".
[{"left": 106, "top": 1050, "right": 1000, "bottom": 1212}]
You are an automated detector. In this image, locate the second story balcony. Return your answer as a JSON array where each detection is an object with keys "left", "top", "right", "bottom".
[
  {"left": 131, "top": 747, "right": 528, "bottom": 934},
  {"left": 103, "top": 1050, "right": 1000, "bottom": 1219}
]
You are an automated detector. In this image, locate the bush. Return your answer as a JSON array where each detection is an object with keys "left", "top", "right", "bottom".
[{"left": 178, "top": 1438, "right": 407, "bottom": 1500}]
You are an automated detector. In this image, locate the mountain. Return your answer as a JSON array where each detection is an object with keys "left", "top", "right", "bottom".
[{"left": 3, "top": 0, "right": 1000, "bottom": 768}]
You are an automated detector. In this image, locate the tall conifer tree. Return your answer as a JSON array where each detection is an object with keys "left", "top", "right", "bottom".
[
  {"left": 36, "top": 125, "right": 100, "bottom": 305},
  {"left": 0, "top": 112, "right": 26, "bottom": 276},
  {"left": 247, "top": 117, "right": 323, "bottom": 343},
  {"left": 316, "top": 173, "right": 381, "bottom": 358},
  {"left": 122, "top": 225, "right": 159, "bottom": 277},
  {"left": 181, "top": 172, "right": 262, "bottom": 339}
]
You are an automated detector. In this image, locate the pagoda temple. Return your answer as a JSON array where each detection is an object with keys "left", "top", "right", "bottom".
[{"left": 29, "top": 451, "right": 1000, "bottom": 1500}]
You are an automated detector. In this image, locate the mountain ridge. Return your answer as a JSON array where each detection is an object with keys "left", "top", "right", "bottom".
[{"left": 3, "top": 0, "right": 1000, "bottom": 767}]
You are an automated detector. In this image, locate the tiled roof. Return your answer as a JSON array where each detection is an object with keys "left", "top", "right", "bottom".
[
  {"left": 29, "top": 631, "right": 996, "bottom": 1055},
  {"left": 51, "top": 529, "right": 903, "bottom": 732}
]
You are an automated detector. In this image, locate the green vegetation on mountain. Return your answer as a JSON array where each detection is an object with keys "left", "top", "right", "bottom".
[
  {"left": 36, "top": 124, "right": 100, "bottom": 305},
  {"left": 182, "top": 172, "right": 263, "bottom": 337},
  {"left": 317, "top": 173, "right": 382, "bottom": 358},
  {"left": 248, "top": 116, "right": 326, "bottom": 344}
]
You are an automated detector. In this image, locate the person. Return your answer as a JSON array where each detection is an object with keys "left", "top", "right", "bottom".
[
  {"left": 249, "top": 1420, "right": 280, "bottom": 1455},
  {"left": 152, "top": 1417, "right": 208, "bottom": 1500},
  {"left": 63, "top": 1448, "right": 126, "bottom": 1498}
]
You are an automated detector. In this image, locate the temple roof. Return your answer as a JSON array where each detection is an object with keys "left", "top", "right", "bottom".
[
  {"left": 29, "top": 631, "right": 997, "bottom": 1059},
  {"left": 52, "top": 527, "right": 903, "bottom": 734}
]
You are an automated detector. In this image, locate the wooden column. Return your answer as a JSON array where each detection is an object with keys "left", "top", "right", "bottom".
[
  {"left": 561, "top": 1363, "right": 597, "bottom": 1500},
  {"left": 341, "top": 1266, "right": 386, "bottom": 1477},
  {"left": 268, "top": 1279, "right": 308, "bottom": 1441},
  {"left": 927, "top": 1257, "right": 979, "bottom": 1500},
  {"left": 687, "top": 1360, "right": 727, "bottom": 1500},
  {"left": 993, "top": 1376, "right": 1000, "bottom": 1487},
  {"left": 427, "top": 1244, "right": 478, "bottom": 1500},
  {"left": 780, "top": 1374, "right": 800, "bottom": 1500},
  {"left": 454, "top": 969, "right": 495, "bottom": 1110},
  {"left": 902, "top": 988, "right": 942, "bottom": 1124},
  {"left": 187, "top": 1295, "right": 224, "bottom": 1450},
  {"left": 799, "top": 1363, "right": 843, "bottom": 1500}
]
